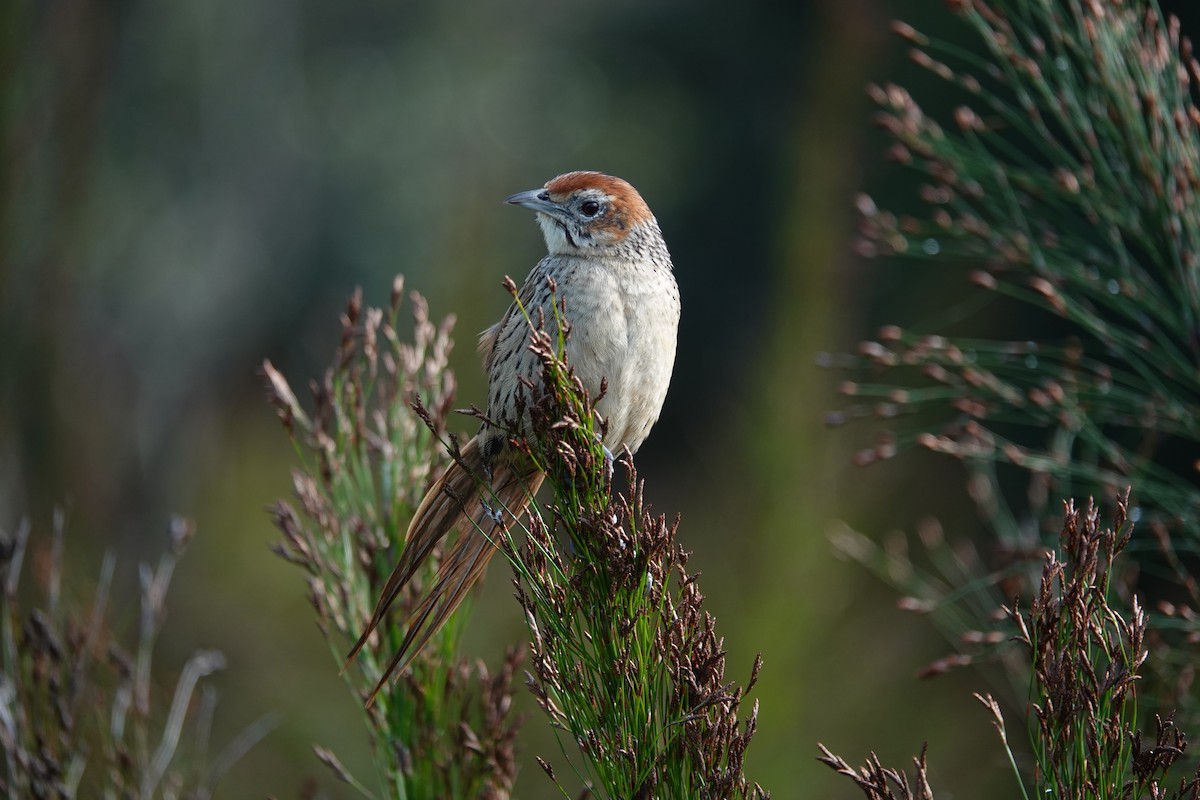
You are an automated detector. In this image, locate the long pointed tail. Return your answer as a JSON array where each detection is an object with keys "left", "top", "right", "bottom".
[{"left": 342, "top": 436, "right": 544, "bottom": 704}]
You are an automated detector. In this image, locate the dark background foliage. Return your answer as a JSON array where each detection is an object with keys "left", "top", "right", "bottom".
[{"left": 4, "top": 0, "right": 1198, "bottom": 796}]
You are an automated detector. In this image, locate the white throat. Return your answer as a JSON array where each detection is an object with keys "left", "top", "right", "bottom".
[{"left": 536, "top": 213, "right": 576, "bottom": 255}]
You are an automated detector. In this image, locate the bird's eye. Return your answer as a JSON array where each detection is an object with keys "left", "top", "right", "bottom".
[{"left": 580, "top": 200, "right": 601, "bottom": 217}]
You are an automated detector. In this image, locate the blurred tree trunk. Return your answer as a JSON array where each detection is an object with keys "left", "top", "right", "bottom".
[{"left": 1, "top": 0, "right": 114, "bottom": 526}]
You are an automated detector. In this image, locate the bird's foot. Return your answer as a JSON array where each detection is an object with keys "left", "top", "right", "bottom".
[
  {"left": 600, "top": 443, "right": 615, "bottom": 485},
  {"left": 481, "top": 500, "right": 506, "bottom": 526},
  {"left": 477, "top": 458, "right": 506, "bottom": 525}
]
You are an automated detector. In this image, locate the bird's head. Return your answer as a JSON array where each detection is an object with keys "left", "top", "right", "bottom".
[{"left": 505, "top": 171, "right": 656, "bottom": 256}]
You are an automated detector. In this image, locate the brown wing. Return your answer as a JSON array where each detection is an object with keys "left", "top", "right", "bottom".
[
  {"left": 481, "top": 260, "right": 554, "bottom": 375},
  {"left": 478, "top": 321, "right": 501, "bottom": 372}
]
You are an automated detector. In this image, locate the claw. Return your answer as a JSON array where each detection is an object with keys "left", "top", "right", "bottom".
[
  {"left": 601, "top": 444, "right": 615, "bottom": 484},
  {"left": 481, "top": 499, "right": 506, "bottom": 526},
  {"left": 477, "top": 457, "right": 505, "bottom": 523}
]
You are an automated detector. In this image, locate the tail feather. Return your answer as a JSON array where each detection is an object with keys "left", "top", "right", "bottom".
[{"left": 341, "top": 435, "right": 544, "bottom": 705}]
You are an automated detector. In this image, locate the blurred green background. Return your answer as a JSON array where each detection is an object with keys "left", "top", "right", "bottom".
[{"left": 7, "top": 0, "right": 1197, "bottom": 797}]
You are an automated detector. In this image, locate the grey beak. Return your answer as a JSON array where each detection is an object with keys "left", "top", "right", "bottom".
[{"left": 504, "top": 188, "right": 560, "bottom": 215}]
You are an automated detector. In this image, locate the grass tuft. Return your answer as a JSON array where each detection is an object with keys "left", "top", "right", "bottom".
[
  {"left": 262, "top": 277, "right": 522, "bottom": 800},
  {"left": 0, "top": 513, "right": 272, "bottom": 797},
  {"left": 823, "top": 494, "right": 1200, "bottom": 798}
]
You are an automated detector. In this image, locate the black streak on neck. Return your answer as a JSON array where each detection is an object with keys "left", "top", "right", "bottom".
[{"left": 556, "top": 219, "right": 578, "bottom": 249}]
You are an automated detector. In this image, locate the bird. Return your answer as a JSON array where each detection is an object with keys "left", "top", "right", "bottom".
[{"left": 346, "top": 171, "right": 680, "bottom": 703}]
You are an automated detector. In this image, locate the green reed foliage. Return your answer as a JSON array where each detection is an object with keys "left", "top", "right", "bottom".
[
  {"left": 263, "top": 278, "right": 521, "bottom": 800},
  {"left": 828, "top": 0, "right": 1200, "bottom": 722},
  {"left": 1006, "top": 494, "right": 1188, "bottom": 799},
  {"left": 822, "top": 494, "right": 1200, "bottom": 800}
]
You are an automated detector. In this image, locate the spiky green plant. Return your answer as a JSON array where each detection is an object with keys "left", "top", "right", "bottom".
[
  {"left": 822, "top": 494, "right": 1200, "bottom": 799},
  {"left": 820, "top": 0, "right": 1200, "bottom": 795},
  {"left": 829, "top": 0, "right": 1200, "bottom": 724},
  {"left": 262, "top": 278, "right": 521, "bottom": 800}
]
